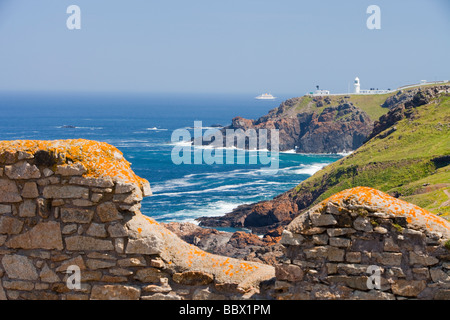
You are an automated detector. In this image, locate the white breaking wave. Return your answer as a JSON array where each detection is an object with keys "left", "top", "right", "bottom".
[
  {"left": 278, "top": 162, "right": 330, "bottom": 176},
  {"left": 155, "top": 200, "right": 249, "bottom": 223},
  {"left": 280, "top": 149, "right": 297, "bottom": 154},
  {"left": 56, "top": 126, "right": 103, "bottom": 130},
  {"left": 146, "top": 127, "right": 168, "bottom": 131},
  {"left": 151, "top": 177, "right": 202, "bottom": 193},
  {"left": 337, "top": 150, "right": 354, "bottom": 157},
  {"left": 292, "top": 164, "right": 327, "bottom": 175}
]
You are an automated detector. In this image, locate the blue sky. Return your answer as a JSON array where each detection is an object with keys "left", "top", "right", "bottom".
[{"left": 0, "top": 0, "right": 449, "bottom": 95}]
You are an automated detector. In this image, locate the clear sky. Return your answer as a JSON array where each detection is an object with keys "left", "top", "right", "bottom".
[{"left": 0, "top": 0, "right": 449, "bottom": 95}]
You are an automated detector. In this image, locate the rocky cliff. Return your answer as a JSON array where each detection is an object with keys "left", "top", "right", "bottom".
[
  {"left": 206, "top": 97, "right": 374, "bottom": 154},
  {"left": 199, "top": 86, "right": 450, "bottom": 234}
]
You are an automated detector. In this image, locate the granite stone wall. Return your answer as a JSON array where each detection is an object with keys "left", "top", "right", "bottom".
[
  {"left": 269, "top": 187, "right": 450, "bottom": 300},
  {"left": 0, "top": 141, "right": 274, "bottom": 300},
  {"left": 0, "top": 141, "right": 449, "bottom": 300}
]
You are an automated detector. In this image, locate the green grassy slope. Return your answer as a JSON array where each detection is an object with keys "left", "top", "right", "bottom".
[
  {"left": 287, "top": 92, "right": 395, "bottom": 121},
  {"left": 290, "top": 93, "right": 450, "bottom": 217}
]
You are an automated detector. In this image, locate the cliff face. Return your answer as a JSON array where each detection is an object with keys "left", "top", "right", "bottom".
[
  {"left": 206, "top": 97, "right": 374, "bottom": 154},
  {"left": 0, "top": 140, "right": 274, "bottom": 300},
  {"left": 199, "top": 87, "right": 450, "bottom": 234}
]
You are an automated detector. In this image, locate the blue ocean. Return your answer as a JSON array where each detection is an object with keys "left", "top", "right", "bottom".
[{"left": 0, "top": 92, "right": 343, "bottom": 228}]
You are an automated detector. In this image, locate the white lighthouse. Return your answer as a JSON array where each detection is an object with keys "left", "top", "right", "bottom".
[{"left": 354, "top": 77, "right": 361, "bottom": 94}]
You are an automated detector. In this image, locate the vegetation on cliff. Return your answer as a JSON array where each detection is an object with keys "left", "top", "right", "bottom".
[
  {"left": 199, "top": 85, "right": 450, "bottom": 232},
  {"left": 293, "top": 90, "right": 450, "bottom": 216}
]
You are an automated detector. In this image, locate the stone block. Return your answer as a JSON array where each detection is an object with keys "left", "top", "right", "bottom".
[
  {"left": 107, "top": 223, "right": 128, "bottom": 237},
  {"left": 61, "top": 207, "right": 94, "bottom": 224},
  {"left": 312, "top": 234, "right": 328, "bottom": 245},
  {"left": 383, "top": 237, "right": 400, "bottom": 252},
  {"left": 55, "top": 255, "right": 86, "bottom": 272},
  {"left": 173, "top": 271, "right": 215, "bottom": 286},
  {"left": 430, "top": 268, "right": 450, "bottom": 282},
  {"left": 0, "top": 216, "right": 24, "bottom": 234},
  {"left": 55, "top": 163, "right": 87, "bottom": 176},
  {"left": 96, "top": 202, "right": 122, "bottom": 222},
  {"left": 329, "top": 237, "right": 351, "bottom": 248},
  {"left": 0, "top": 179, "right": 22, "bottom": 203},
  {"left": 114, "top": 182, "right": 137, "bottom": 194},
  {"left": 337, "top": 263, "right": 370, "bottom": 275},
  {"left": 373, "top": 252, "right": 403, "bottom": 266},
  {"left": 326, "top": 275, "right": 368, "bottom": 291},
  {"left": 353, "top": 216, "right": 373, "bottom": 232},
  {"left": 134, "top": 268, "right": 165, "bottom": 283},
  {"left": 39, "top": 264, "right": 61, "bottom": 283},
  {"left": 2, "top": 280, "right": 34, "bottom": 291},
  {"left": 65, "top": 236, "right": 114, "bottom": 251},
  {"left": 409, "top": 252, "right": 439, "bottom": 266},
  {"left": 280, "top": 230, "right": 304, "bottom": 245},
  {"left": 21, "top": 182, "right": 39, "bottom": 198},
  {"left": 0, "top": 204, "right": 12, "bottom": 214},
  {"left": 326, "top": 228, "right": 356, "bottom": 237},
  {"left": 6, "top": 221, "right": 63, "bottom": 250},
  {"left": 1, "top": 254, "right": 38, "bottom": 280},
  {"left": 19, "top": 199, "right": 36, "bottom": 217},
  {"left": 5, "top": 161, "right": 40, "bottom": 179},
  {"left": 69, "top": 176, "right": 114, "bottom": 188},
  {"left": 352, "top": 290, "right": 395, "bottom": 300},
  {"left": 86, "top": 259, "right": 116, "bottom": 270},
  {"left": 43, "top": 185, "right": 89, "bottom": 199},
  {"left": 391, "top": 280, "right": 426, "bottom": 297},
  {"left": 309, "top": 211, "right": 337, "bottom": 227},
  {"left": 118, "top": 257, "right": 146, "bottom": 267},
  {"left": 346, "top": 252, "right": 362, "bottom": 263},
  {"left": 275, "top": 264, "right": 304, "bottom": 282},
  {"left": 86, "top": 223, "right": 107, "bottom": 238},
  {"left": 91, "top": 285, "right": 140, "bottom": 300},
  {"left": 113, "top": 187, "right": 143, "bottom": 204}
]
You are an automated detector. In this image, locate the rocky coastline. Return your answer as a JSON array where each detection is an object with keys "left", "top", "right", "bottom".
[
  {"left": 198, "top": 85, "right": 450, "bottom": 235},
  {"left": 204, "top": 97, "right": 374, "bottom": 154},
  {"left": 0, "top": 139, "right": 449, "bottom": 300}
]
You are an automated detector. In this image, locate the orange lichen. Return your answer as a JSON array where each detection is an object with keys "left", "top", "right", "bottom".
[
  {"left": 0, "top": 139, "right": 148, "bottom": 188},
  {"left": 325, "top": 187, "right": 450, "bottom": 233}
]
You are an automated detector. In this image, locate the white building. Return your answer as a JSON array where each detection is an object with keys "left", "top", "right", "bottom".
[
  {"left": 353, "top": 77, "right": 390, "bottom": 95},
  {"left": 354, "top": 77, "right": 361, "bottom": 94},
  {"left": 312, "top": 89, "right": 330, "bottom": 96}
]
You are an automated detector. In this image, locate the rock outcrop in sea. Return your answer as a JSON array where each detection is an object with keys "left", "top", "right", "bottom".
[{"left": 205, "top": 97, "right": 373, "bottom": 154}]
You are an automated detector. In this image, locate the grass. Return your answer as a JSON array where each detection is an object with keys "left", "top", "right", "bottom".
[
  {"left": 289, "top": 91, "right": 396, "bottom": 121},
  {"left": 290, "top": 93, "right": 450, "bottom": 217}
]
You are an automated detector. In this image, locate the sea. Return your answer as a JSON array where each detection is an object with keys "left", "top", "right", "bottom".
[{"left": 0, "top": 92, "right": 344, "bottom": 230}]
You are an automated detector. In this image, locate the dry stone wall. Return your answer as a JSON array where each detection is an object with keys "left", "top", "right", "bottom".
[
  {"left": 0, "top": 140, "right": 274, "bottom": 300},
  {"left": 1, "top": 140, "right": 449, "bottom": 300},
  {"left": 270, "top": 187, "right": 450, "bottom": 300}
]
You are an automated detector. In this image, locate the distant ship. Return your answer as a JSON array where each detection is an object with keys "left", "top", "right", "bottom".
[{"left": 255, "top": 93, "right": 276, "bottom": 100}]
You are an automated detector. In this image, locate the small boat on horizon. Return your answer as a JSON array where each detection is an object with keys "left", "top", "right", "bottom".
[{"left": 255, "top": 93, "right": 276, "bottom": 100}]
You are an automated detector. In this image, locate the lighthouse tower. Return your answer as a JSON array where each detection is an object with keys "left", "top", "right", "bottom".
[{"left": 354, "top": 77, "right": 361, "bottom": 94}]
